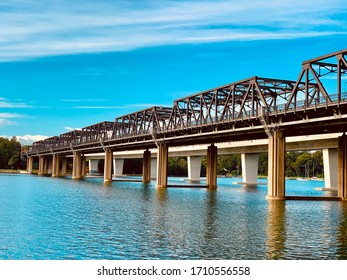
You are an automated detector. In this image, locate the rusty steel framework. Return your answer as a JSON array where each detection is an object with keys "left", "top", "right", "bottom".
[
  {"left": 28, "top": 49, "right": 347, "bottom": 155},
  {"left": 113, "top": 106, "right": 172, "bottom": 139},
  {"left": 166, "top": 76, "right": 310, "bottom": 131}
]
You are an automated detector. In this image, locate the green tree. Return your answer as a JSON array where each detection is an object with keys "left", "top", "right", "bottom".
[{"left": 0, "top": 136, "right": 22, "bottom": 169}]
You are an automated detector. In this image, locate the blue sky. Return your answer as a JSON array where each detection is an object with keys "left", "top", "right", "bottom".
[{"left": 0, "top": 0, "right": 347, "bottom": 144}]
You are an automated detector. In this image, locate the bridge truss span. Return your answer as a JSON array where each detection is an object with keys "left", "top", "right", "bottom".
[{"left": 27, "top": 48, "right": 347, "bottom": 155}]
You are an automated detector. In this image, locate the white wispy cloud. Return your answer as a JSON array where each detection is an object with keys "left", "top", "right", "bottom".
[
  {"left": 0, "top": 113, "right": 22, "bottom": 126},
  {"left": 0, "top": 98, "right": 32, "bottom": 108},
  {"left": 0, "top": 0, "right": 346, "bottom": 61}
]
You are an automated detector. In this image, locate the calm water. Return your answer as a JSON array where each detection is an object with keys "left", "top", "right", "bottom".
[{"left": 1, "top": 174, "right": 347, "bottom": 260}]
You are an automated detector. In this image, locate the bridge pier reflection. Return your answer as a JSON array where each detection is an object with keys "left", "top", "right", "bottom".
[{"left": 266, "top": 200, "right": 286, "bottom": 259}]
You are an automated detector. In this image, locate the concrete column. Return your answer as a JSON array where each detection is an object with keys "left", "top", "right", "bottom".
[
  {"left": 72, "top": 152, "right": 82, "bottom": 179},
  {"left": 113, "top": 159, "right": 124, "bottom": 177},
  {"left": 47, "top": 157, "right": 53, "bottom": 175},
  {"left": 241, "top": 153, "right": 259, "bottom": 185},
  {"left": 104, "top": 149, "right": 113, "bottom": 183},
  {"left": 156, "top": 144, "right": 168, "bottom": 188},
  {"left": 61, "top": 157, "right": 67, "bottom": 176},
  {"left": 27, "top": 157, "right": 33, "bottom": 174},
  {"left": 323, "top": 148, "right": 338, "bottom": 190},
  {"left": 89, "top": 159, "right": 99, "bottom": 175},
  {"left": 142, "top": 149, "right": 151, "bottom": 183},
  {"left": 81, "top": 156, "right": 86, "bottom": 178},
  {"left": 38, "top": 156, "right": 45, "bottom": 175},
  {"left": 151, "top": 158, "right": 157, "bottom": 179},
  {"left": 267, "top": 130, "right": 286, "bottom": 200},
  {"left": 52, "top": 154, "right": 60, "bottom": 177},
  {"left": 206, "top": 144, "right": 218, "bottom": 189},
  {"left": 338, "top": 134, "right": 347, "bottom": 200},
  {"left": 187, "top": 156, "right": 202, "bottom": 181}
]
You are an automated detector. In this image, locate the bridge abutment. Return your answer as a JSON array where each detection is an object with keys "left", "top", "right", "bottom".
[
  {"left": 156, "top": 144, "right": 168, "bottom": 188},
  {"left": 206, "top": 144, "right": 218, "bottom": 189},
  {"left": 338, "top": 134, "right": 347, "bottom": 200},
  {"left": 267, "top": 131, "right": 286, "bottom": 200},
  {"left": 104, "top": 149, "right": 113, "bottom": 183},
  {"left": 187, "top": 156, "right": 202, "bottom": 182}
]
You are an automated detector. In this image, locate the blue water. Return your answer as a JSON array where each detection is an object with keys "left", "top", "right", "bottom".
[{"left": 0, "top": 174, "right": 346, "bottom": 260}]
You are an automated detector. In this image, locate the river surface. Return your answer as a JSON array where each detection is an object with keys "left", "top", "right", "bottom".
[{"left": 1, "top": 174, "right": 346, "bottom": 260}]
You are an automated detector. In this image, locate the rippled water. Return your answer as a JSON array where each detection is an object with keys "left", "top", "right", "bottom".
[{"left": 1, "top": 174, "right": 346, "bottom": 260}]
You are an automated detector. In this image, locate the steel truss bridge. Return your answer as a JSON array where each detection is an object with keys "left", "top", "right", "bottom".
[{"left": 27, "top": 49, "right": 347, "bottom": 156}]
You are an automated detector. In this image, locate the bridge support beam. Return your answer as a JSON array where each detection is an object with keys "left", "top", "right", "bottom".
[
  {"left": 52, "top": 155, "right": 60, "bottom": 177},
  {"left": 241, "top": 153, "right": 259, "bottom": 185},
  {"left": 187, "top": 156, "right": 202, "bottom": 182},
  {"left": 142, "top": 149, "right": 151, "bottom": 183},
  {"left": 104, "top": 149, "right": 113, "bottom": 183},
  {"left": 156, "top": 144, "right": 168, "bottom": 188},
  {"left": 267, "top": 131, "right": 286, "bottom": 200},
  {"left": 323, "top": 148, "right": 338, "bottom": 190},
  {"left": 338, "top": 134, "right": 347, "bottom": 200},
  {"left": 38, "top": 155, "right": 46, "bottom": 175},
  {"left": 113, "top": 159, "right": 124, "bottom": 177},
  {"left": 206, "top": 144, "right": 218, "bottom": 189},
  {"left": 72, "top": 152, "right": 82, "bottom": 179},
  {"left": 27, "top": 157, "right": 33, "bottom": 174}
]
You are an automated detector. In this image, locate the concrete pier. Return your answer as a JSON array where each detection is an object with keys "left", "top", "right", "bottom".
[
  {"left": 52, "top": 154, "right": 60, "bottom": 177},
  {"left": 104, "top": 149, "right": 113, "bottom": 183},
  {"left": 38, "top": 155, "right": 45, "bottom": 175},
  {"left": 142, "top": 149, "right": 151, "bottom": 183},
  {"left": 187, "top": 156, "right": 202, "bottom": 182},
  {"left": 338, "top": 134, "right": 347, "bottom": 200},
  {"left": 27, "top": 157, "right": 33, "bottom": 174},
  {"left": 61, "top": 157, "right": 67, "bottom": 176},
  {"left": 206, "top": 144, "right": 218, "bottom": 189},
  {"left": 89, "top": 159, "right": 99, "bottom": 175},
  {"left": 323, "top": 148, "right": 338, "bottom": 190},
  {"left": 156, "top": 144, "right": 168, "bottom": 188},
  {"left": 267, "top": 131, "right": 285, "bottom": 200},
  {"left": 241, "top": 153, "right": 259, "bottom": 185},
  {"left": 72, "top": 152, "right": 82, "bottom": 179},
  {"left": 151, "top": 158, "right": 157, "bottom": 179},
  {"left": 113, "top": 159, "right": 124, "bottom": 177}
]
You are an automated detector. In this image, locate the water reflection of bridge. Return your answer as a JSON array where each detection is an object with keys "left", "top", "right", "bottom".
[{"left": 26, "top": 49, "right": 347, "bottom": 200}]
